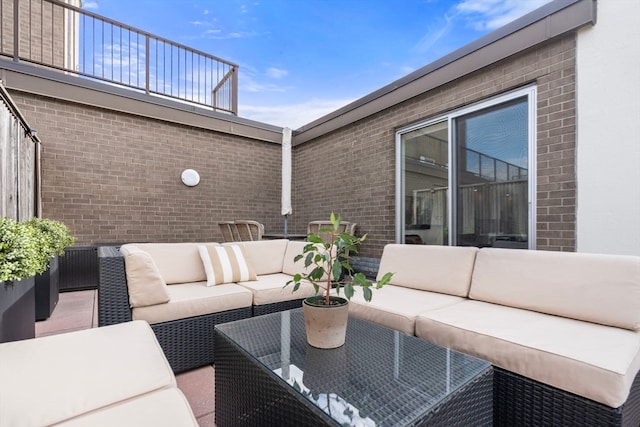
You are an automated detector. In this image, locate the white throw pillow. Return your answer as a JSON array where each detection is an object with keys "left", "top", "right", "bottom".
[{"left": 198, "top": 244, "right": 257, "bottom": 286}]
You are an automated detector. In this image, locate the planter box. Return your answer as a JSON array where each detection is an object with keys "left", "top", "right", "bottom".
[
  {"left": 0, "top": 277, "right": 36, "bottom": 343},
  {"left": 35, "top": 255, "right": 59, "bottom": 321}
]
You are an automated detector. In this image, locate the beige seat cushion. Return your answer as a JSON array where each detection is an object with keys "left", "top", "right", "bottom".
[
  {"left": 415, "top": 300, "right": 640, "bottom": 408},
  {"left": 132, "top": 282, "right": 253, "bottom": 324},
  {"left": 470, "top": 248, "right": 640, "bottom": 330},
  {"left": 129, "top": 242, "right": 219, "bottom": 284},
  {"left": 56, "top": 388, "right": 198, "bottom": 427},
  {"left": 0, "top": 321, "right": 176, "bottom": 427},
  {"left": 237, "top": 273, "right": 319, "bottom": 306},
  {"left": 377, "top": 244, "right": 478, "bottom": 297},
  {"left": 198, "top": 244, "right": 257, "bottom": 286},
  {"left": 120, "top": 245, "right": 170, "bottom": 308},
  {"left": 347, "top": 284, "right": 465, "bottom": 335},
  {"left": 228, "top": 239, "right": 289, "bottom": 275}
]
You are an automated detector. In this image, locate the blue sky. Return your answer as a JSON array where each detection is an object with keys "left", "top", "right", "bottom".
[{"left": 81, "top": 0, "right": 551, "bottom": 128}]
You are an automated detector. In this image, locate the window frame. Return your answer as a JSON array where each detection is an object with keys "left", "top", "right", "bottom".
[{"left": 395, "top": 85, "right": 537, "bottom": 248}]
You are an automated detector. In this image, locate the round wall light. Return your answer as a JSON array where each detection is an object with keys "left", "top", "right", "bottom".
[{"left": 181, "top": 169, "right": 200, "bottom": 187}]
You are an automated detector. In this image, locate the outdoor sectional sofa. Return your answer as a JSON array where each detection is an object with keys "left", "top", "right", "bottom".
[
  {"left": 98, "top": 238, "right": 640, "bottom": 425},
  {"left": 347, "top": 244, "right": 640, "bottom": 426},
  {"left": 0, "top": 320, "right": 198, "bottom": 426},
  {"left": 98, "top": 239, "right": 321, "bottom": 373}
]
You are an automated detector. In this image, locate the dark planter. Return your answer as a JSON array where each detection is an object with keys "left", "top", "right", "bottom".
[
  {"left": 0, "top": 277, "right": 36, "bottom": 343},
  {"left": 35, "top": 255, "right": 60, "bottom": 321}
]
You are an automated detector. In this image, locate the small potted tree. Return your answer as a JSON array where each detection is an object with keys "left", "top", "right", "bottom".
[{"left": 286, "top": 213, "right": 393, "bottom": 348}]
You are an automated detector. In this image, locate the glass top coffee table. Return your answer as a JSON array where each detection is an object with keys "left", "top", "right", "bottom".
[{"left": 215, "top": 309, "right": 492, "bottom": 426}]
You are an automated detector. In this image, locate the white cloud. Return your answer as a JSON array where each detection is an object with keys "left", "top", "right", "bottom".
[
  {"left": 82, "top": 1, "right": 99, "bottom": 9},
  {"left": 456, "top": 0, "right": 552, "bottom": 31},
  {"left": 413, "top": 15, "right": 454, "bottom": 54},
  {"left": 240, "top": 98, "right": 355, "bottom": 129},
  {"left": 266, "top": 67, "right": 288, "bottom": 79}
]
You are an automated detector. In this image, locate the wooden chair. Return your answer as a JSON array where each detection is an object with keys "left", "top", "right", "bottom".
[
  {"left": 218, "top": 221, "right": 239, "bottom": 242},
  {"left": 235, "top": 220, "right": 265, "bottom": 241}
]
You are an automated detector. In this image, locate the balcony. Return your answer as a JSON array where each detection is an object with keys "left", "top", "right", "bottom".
[{"left": 0, "top": 0, "right": 238, "bottom": 115}]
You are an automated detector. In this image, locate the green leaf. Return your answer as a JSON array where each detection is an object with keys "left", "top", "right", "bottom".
[
  {"left": 308, "top": 235, "right": 323, "bottom": 244},
  {"left": 310, "top": 266, "right": 325, "bottom": 281},
  {"left": 332, "top": 261, "right": 342, "bottom": 282},
  {"left": 304, "top": 252, "right": 314, "bottom": 267},
  {"left": 378, "top": 272, "right": 394, "bottom": 287},
  {"left": 344, "top": 283, "right": 354, "bottom": 300},
  {"left": 363, "top": 286, "right": 373, "bottom": 302}
]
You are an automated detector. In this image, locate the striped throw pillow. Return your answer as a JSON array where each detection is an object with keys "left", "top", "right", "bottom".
[{"left": 198, "top": 244, "right": 257, "bottom": 286}]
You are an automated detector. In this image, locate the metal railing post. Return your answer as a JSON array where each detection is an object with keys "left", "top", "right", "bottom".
[
  {"left": 231, "top": 66, "right": 238, "bottom": 116},
  {"left": 13, "top": 0, "right": 20, "bottom": 61},
  {"left": 145, "top": 35, "right": 150, "bottom": 95}
]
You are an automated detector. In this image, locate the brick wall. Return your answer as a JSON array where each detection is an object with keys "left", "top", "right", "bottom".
[
  {"left": 6, "top": 33, "right": 577, "bottom": 257},
  {"left": 293, "top": 34, "right": 577, "bottom": 258},
  {"left": 9, "top": 92, "right": 283, "bottom": 244},
  {"left": 1, "top": 0, "right": 71, "bottom": 68}
]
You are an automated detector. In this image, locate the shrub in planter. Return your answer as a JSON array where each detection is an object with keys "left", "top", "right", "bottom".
[
  {"left": 27, "top": 218, "right": 75, "bottom": 269},
  {"left": 26, "top": 218, "right": 75, "bottom": 320},
  {"left": 1, "top": 217, "right": 75, "bottom": 338},
  {"left": 0, "top": 217, "right": 75, "bottom": 283},
  {"left": 0, "top": 218, "right": 43, "bottom": 282}
]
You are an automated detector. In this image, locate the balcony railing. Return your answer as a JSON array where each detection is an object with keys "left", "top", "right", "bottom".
[{"left": 0, "top": 0, "right": 238, "bottom": 115}]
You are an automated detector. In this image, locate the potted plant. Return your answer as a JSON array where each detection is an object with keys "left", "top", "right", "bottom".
[
  {"left": 0, "top": 217, "right": 75, "bottom": 340},
  {"left": 28, "top": 218, "right": 75, "bottom": 320},
  {"left": 1, "top": 218, "right": 41, "bottom": 342},
  {"left": 286, "top": 213, "right": 393, "bottom": 349}
]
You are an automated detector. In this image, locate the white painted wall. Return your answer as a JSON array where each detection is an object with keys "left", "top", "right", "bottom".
[{"left": 576, "top": 0, "right": 640, "bottom": 256}]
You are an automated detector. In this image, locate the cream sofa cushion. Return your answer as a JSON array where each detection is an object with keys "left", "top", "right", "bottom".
[
  {"left": 130, "top": 242, "right": 219, "bottom": 284},
  {"left": 199, "top": 244, "right": 257, "bottom": 286},
  {"left": 237, "top": 273, "right": 319, "bottom": 306},
  {"left": 347, "top": 284, "right": 465, "bottom": 335},
  {"left": 470, "top": 248, "right": 640, "bottom": 330},
  {"left": 376, "top": 244, "right": 478, "bottom": 296},
  {"left": 120, "top": 245, "right": 170, "bottom": 308},
  {"left": 415, "top": 300, "right": 640, "bottom": 408},
  {"left": 0, "top": 321, "right": 176, "bottom": 427},
  {"left": 56, "top": 388, "right": 198, "bottom": 427},
  {"left": 132, "top": 282, "right": 253, "bottom": 324},
  {"left": 228, "top": 239, "right": 289, "bottom": 275}
]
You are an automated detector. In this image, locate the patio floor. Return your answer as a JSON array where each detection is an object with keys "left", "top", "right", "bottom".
[{"left": 35, "top": 290, "right": 216, "bottom": 427}]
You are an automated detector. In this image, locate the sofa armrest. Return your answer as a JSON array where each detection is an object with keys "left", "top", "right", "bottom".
[{"left": 98, "top": 246, "right": 133, "bottom": 326}]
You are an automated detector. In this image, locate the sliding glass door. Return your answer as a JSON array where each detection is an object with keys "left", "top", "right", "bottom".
[{"left": 397, "top": 86, "right": 535, "bottom": 248}]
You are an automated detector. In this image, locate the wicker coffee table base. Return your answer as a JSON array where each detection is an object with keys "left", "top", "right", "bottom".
[{"left": 215, "top": 330, "right": 493, "bottom": 426}]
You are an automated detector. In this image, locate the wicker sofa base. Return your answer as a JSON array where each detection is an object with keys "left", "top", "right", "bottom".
[
  {"left": 252, "top": 298, "right": 305, "bottom": 316},
  {"left": 494, "top": 367, "right": 640, "bottom": 427},
  {"left": 98, "top": 246, "right": 307, "bottom": 373},
  {"left": 151, "top": 307, "right": 252, "bottom": 373}
]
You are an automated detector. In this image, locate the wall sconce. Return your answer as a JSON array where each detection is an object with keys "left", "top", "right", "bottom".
[{"left": 181, "top": 169, "right": 200, "bottom": 187}]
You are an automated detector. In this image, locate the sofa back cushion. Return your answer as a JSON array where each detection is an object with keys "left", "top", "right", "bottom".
[
  {"left": 469, "top": 248, "right": 640, "bottom": 330},
  {"left": 376, "top": 244, "right": 478, "bottom": 297},
  {"left": 226, "top": 239, "right": 289, "bottom": 275},
  {"left": 198, "top": 244, "right": 257, "bottom": 286},
  {"left": 131, "top": 243, "right": 218, "bottom": 284},
  {"left": 282, "top": 240, "right": 331, "bottom": 280},
  {"left": 120, "top": 245, "right": 170, "bottom": 308}
]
